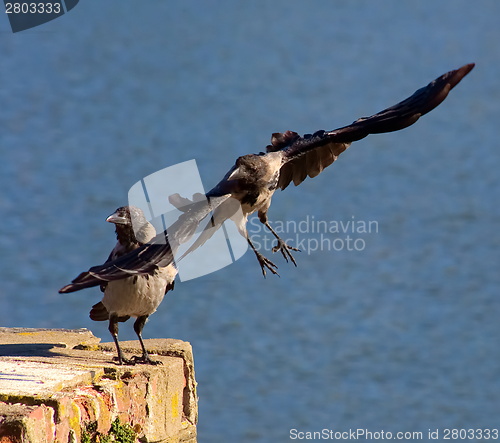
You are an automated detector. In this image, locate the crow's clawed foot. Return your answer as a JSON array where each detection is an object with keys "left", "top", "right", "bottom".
[
  {"left": 113, "top": 355, "right": 136, "bottom": 366},
  {"left": 131, "top": 354, "right": 163, "bottom": 365},
  {"left": 272, "top": 238, "right": 299, "bottom": 266},
  {"left": 255, "top": 251, "right": 279, "bottom": 278}
]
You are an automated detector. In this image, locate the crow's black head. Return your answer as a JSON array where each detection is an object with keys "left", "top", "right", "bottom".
[{"left": 106, "top": 206, "right": 154, "bottom": 245}]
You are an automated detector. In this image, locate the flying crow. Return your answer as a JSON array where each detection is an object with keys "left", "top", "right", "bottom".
[
  {"left": 60, "top": 206, "right": 177, "bottom": 365},
  {"left": 59, "top": 63, "right": 474, "bottom": 284}
]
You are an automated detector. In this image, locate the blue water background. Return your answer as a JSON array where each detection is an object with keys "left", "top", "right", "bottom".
[{"left": 1, "top": 1, "right": 499, "bottom": 441}]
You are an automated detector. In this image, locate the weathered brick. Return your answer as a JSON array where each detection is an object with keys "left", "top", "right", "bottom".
[{"left": 0, "top": 328, "right": 197, "bottom": 442}]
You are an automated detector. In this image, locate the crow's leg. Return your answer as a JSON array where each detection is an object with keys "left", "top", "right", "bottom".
[
  {"left": 131, "top": 315, "right": 162, "bottom": 365},
  {"left": 109, "top": 315, "right": 134, "bottom": 365},
  {"left": 247, "top": 238, "right": 279, "bottom": 277},
  {"left": 264, "top": 221, "right": 300, "bottom": 266}
]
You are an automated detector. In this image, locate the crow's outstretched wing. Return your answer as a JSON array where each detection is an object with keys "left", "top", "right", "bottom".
[{"left": 273, "top": 63, "right": 474, "bottom": 190}]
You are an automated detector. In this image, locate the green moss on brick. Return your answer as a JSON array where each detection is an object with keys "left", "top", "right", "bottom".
[{"left": 82, "top": 418, "right": 136, "bottom": 443}]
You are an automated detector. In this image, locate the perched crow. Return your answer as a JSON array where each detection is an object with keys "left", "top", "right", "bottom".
[
  {"left": 60, "top": 206, "right": 177, "bottom": 365},
  {"left": 59, "top": 63, "right": 474, "bottom": 284}
]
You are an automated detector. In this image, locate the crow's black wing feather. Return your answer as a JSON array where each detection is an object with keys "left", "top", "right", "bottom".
[{"left": 276, "top": 63, "right": 474, "bottom": 190}]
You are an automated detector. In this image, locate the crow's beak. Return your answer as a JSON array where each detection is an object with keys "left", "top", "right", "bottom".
[
  {"left": 106, "top": 212, "right": 128, "bottom": 225},
  {"left": 227, "top": 166, "right": 243, "bottom": 181}
]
